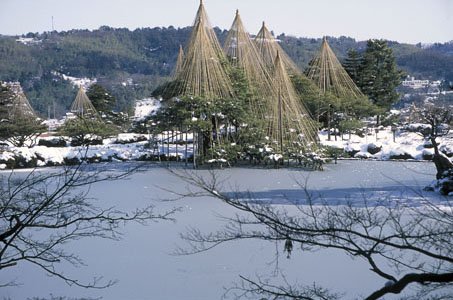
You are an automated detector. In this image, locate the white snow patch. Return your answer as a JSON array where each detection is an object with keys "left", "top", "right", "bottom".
[
  {"left": 133, "top": 98, "right": 161, "bottom": 121},
  {"left": 52, "top": 71, "right": 97, "bottom": 89}
]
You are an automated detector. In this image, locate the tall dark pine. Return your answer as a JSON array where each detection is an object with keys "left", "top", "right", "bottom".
[
  {"left": 358, "top": 40, "right": 403, "bottom": 122},
  {"left": 343, "top": 49, "right": 362, "bottom": 83},
  {"left": 86, "top": 84, "right": 116, "bottom": 112}
]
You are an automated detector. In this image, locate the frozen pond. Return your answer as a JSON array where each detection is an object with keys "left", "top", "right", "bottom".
[{"left": 1, "top": 160, "right": 447, "bottom": 299}]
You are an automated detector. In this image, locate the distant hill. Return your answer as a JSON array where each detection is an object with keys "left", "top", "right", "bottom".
[{"left": 0, "top": 26, "right": 452, "bottom": 117}]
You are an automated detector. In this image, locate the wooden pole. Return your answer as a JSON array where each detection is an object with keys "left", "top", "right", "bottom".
[
  {"left": 185, "top": 129, "right": 188, "bottom": 167},
  {"left": 193, "top": 129, "right": 196, "bottom": 169},
  {"left": 278, "top": 88, "right": 283, "bottom": 154}
]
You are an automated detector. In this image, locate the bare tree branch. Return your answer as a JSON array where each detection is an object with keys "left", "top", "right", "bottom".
[
  {"left": 0, "top": 161, "right": 178, "bottom": 288},
  {"left": 171, "top": 169, "right": 453, "bottom": 299}
]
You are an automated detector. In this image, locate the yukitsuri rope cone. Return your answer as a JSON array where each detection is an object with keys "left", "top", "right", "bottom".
[
  {"left": 173, "top": 45, "right": 184, "bottom": 77},
  {"left": 70, "top": 86, "right": 98, "bottom": 117},
  {"left": 254, "top": 21, "right": 301, "bottom": 75},
  {"left": 305, "top": 37, "right": 364, "bottom": 99},
  {"left": 268, "top": 52, "right": 318, "bottom": 152},
  {"left": 223, "top": 10, "right": 274, "bottom": 116},
  {"left": 171, "top": 0, "right": 234, "bottom": 99},
  {"left": 10, "top": 90, "right": 37, "bottom": 119},
  {"left": 0, "top": 82, "right": 37, "bottom": 119}
]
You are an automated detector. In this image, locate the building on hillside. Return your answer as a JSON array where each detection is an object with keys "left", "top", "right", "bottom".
[{"left": 401, "top": 76, "right": 430, "bottom": 89}]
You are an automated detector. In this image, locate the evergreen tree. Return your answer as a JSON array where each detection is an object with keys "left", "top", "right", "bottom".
[
  {"left": 86, "top": 84, "right": 116, "bottom": 112},
  {"left": 358, "top": 40, "right": 404, "bottom": 122},
  {"left": 291, "top": 74, "right": 321, "bottom": 119},
  {"left": 343, "top": 49, "right": 362, "bottom": 83},
  {"left": 0, "top": 115, "right": 46, "bottom": 147},
  {"left": 291, "top": 74, "right": 377, "bottom": 131},
  {"left": 0, "top": 83, "right": 45, "bottom": 147},
  {"left": 86, "top": 84, "right": 130, "bottom": 131},
  {"left": 59, "top": 117, "right": 119, "bottom": 146}
]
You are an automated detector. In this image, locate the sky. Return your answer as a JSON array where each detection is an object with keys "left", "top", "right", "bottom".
[{"left": 0, "top": 0, "right": 452, "bottom": 44}]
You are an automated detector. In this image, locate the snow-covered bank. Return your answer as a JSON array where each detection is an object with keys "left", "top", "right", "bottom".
[
  {"left": 0, "top": 133, "right": 194, "bottom": 169},
  {"left": 1, "top": 125, "right": 452, "bottom": 170},
  {"left": 3, "top": 94, "right": 450, "bottom": 170},
  {"left": 320, "top": 125, "right": 453, "bottom": 160}
]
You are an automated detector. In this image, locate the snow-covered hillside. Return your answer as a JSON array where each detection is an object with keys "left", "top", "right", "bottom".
[
  {"left": 51, "top": 71, "right": 97, "bottom": 89},
  {"left": 133, "top": 98, "right": 161, "bottom": 121}
]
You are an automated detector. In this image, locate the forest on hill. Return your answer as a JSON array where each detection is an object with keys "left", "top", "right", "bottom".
[{"left": 0, "top": 26, "right": 452, "bottom": 117}]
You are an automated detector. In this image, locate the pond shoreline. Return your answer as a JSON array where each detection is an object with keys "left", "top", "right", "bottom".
[{"left": 0, "top": 151, "right": 436, "bottom": 171}]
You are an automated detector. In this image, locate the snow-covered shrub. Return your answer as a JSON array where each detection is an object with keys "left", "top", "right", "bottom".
[
  {"left": 355, "top": 151, "right": 373, "bottom": 159},
  {"left": 403, "top": 123, "right": 431, "bottom": 133},
  {"left": 422, "top": 139, "right": 435, "bottom": 149},
  {"left": 439, "top": 168, "right": 453, "bottom": 195},
  {"left": 440, "top": 144, "right": 453, "bottom": 157},
  {"left": 426, "top": 168, "right": 453, "bottom": 196},
  {"left": 344, "top": 143, "right": 361, "bottom": 157},
  {"left": 38, "top": 137, "right": 67, "bottom": 147},
  {"left": 366, "top": 143, "right": 382, "bottom": 155},
  {"left": 421, "top": 149, "right": 434, "bottom": 160},
  {"left": 388, "top": 148, "right": 414, "bottom": 160},
  {"left": 113, "top": 134, "right": 147, "bottom": 145},
  {"left": 70, "top": 136, "right": 103, "bottom": 147},
  {"left": 321, "top": 145, "right": 348, "bottom": 160},
  {"left": 206, "top": 144, "right": 241, "bottom": 167}
]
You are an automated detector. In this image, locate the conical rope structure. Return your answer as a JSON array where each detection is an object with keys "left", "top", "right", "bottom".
[
  {"left": 173, "top": 45, "right": 185, "bottom": 77},
  {"left": 268, "top": 52, "right": 318, "bottom": 152},
  {"left": 192, "top": 0, "right": 224, "bottom": 56},
  {"left": 70, "top": 86, "right": 98, "bottom": 118},
  {"left": 305, "top": 37, "right": 364, "bottom": 99},
  {"left": 223, "top": 10, "right": 275, "bottom": 117},
  {"left": 0, "top": 82, "right": 38, "bottom": 120},
  {"left": 11, "top": 91, "right": 37, "bottom": 119},
  {"left": 171, "top": 0, "right": 234, "bottom": 99},
  {"left": 254, "top": 22, "right": 301, "bottom": 76}
]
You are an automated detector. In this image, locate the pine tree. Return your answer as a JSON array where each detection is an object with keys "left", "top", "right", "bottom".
[
  {"left": 86, "top": 84, "right": 116, "bottom": 113},
  {"left": 358, "top": 40, "right": 404, "bottom": 122},
  {"left": 59, "top": 117, "right": 119, "bottom": 146},
  {"left": 343, "top": 49, "right": 362, "bottom": 83},
  {"left": 0, "top": 82, "right": 45, "bottom": 147}
]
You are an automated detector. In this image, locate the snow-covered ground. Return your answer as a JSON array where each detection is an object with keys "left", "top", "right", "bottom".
[
  {"left": 1, "top": 98, "right": 451, "bottom": 169},
  {"left": 320, "top": 126, "right": 453, "bottom": 160},
  {"left": 1, "top": 125, "right": 451, "bottom": 170},
  {"left": 0, "top": 161, "right": 447, "bottom": 300},
  {"left": 0, "top": 133, "right": 194, "bottom": 169},
  {"left": 51, "top": 71, "right": 97, "bottom": 89},
  {"left": 133, "top": 98, "right": 161, "bottom": 121}
]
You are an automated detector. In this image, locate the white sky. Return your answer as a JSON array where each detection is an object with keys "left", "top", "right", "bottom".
[{"left": 1, "top": 0, "right": 452, "bottom": 44}]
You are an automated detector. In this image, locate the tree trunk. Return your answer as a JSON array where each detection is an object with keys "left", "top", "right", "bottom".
[
  {"left": 431, "top": 136, "right": 453, "bottom": 179},
  {"left": 327, "top": 108, "right": 331, "bottom": 141}
]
